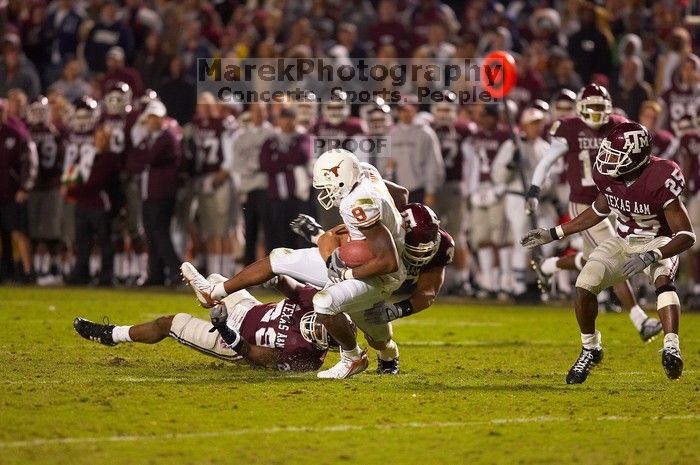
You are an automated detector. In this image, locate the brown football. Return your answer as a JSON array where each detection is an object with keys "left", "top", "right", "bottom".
[{"left": 338, "top": 240, "right": 375, "bottom": 268}]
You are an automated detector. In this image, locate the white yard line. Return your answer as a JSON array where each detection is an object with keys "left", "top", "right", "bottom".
[{"left": 1, "top": 415, "right": 698, "bottom": 449}]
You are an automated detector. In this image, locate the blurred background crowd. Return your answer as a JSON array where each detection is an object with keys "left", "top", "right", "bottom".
[{"left": 0, "top": 0, "right": 698, "bottom": 307}]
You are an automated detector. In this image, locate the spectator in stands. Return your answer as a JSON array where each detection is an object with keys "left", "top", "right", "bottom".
[
  {"left": 339, "top": 0, "right": 375, "bottom": 41},
  {"left": 368, "top": 0, "right": 412, "bottom": 57},
  {"left": 332, "top": 22, "right": 368, "bottom": 60},
  {"left": 134, "top": 100, "right": 181, "bottom": 286},
  {"left": 134, "top": 30, "right": 171, "bottom": 90},
  {"left": 180, "top": 20, "right": 215, "bottom": 84},
  {"left": 65, "top": 126, "right": 119, "bottom": 285},
  {"left": 48, "top": 59, "right": 91, "bottom": 103},
  {"left": 387, "top": 97, "right": 444, "bottom": 206},
  {"left": 546, "top": 51, "right": 582, "bottom": 96},
  {"left": 123, "top": 0, "right": 163, "bottom": 51},
  {"left": 610, "top": 55, "right": 653, "bottom": 121},
  {"left": 656, "top": 27, "right": 695, "bottom": 94},
  {"left": 83, "top": 0, "right": 136, "bottom": 73},
  {"left": 0, "top": 34, "right": 41, "bottom": 100},
  {"left": 101, "top": 46, "right": 144, "bottom": 97},
  {"left": 42, "top": 0, "right": 84, "bottom": 84},
  {"left": 7, "top": 88, "right": 29, "bottom": 121},
  {"left": 566, "top": 3, "right": 612, "bottom": 83},
  {"left": 157, "top": 56, "right": 196, "bottom": 126},
  {"left": 259, "top": 106, "right": 311, "bottom": 251},
  {"left": 232, "top": 102, "right": 275, "bottom": 264}
]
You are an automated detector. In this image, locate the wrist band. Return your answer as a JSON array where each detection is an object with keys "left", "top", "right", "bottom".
[{"left": 549, "top": 225, "right": 565, "bottom": 240}]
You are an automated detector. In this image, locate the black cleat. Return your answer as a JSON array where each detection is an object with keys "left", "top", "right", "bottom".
[
  {"left": 566, "top": 347, "right": 603, "bottom": 384},
  {"left": 377, "top": 356, "right": 399, "bottom": 375},
  {"left": 639, "top": 318, "right": 663, "bottom": 343},
  {"left": 73, "top": 317, "right": 116, "bottom": 346},
  {"left": 661, "top": 347, "right": 683, "bottom": 380}
]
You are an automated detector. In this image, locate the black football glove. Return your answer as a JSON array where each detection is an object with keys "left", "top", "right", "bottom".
[
  {"left": 208, "top": 303, "right": 229, "bottom": 333},
  {"left": 290, "top": 214, "right": 325, "bottom": 244}
]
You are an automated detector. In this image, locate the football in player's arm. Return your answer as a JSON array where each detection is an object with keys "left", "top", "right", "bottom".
[{"left": 521, "top": 122, "right": 695, "bottom": 384}]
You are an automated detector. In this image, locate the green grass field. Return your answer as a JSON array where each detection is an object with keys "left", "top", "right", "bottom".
[{"left": 1, "top": 286, "right": 699, "bottom": 465}]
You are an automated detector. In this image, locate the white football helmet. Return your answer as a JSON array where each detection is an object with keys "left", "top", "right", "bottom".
[
  {"left": 312, "top": 148, "right": 361, "bottom": 210},
  {"left": 26, "top": 96, "right": 50, "bottom": 126}
]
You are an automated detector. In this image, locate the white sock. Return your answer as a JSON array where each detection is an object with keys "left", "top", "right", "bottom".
[
  {"left": 581, "top": 330, "right": 602, "bottom": 350},
  {"left": 211, "top": 282, "right": 228, "bottom": 300},
  {"left": 664, "top": 333, "right": 680, "bottom": 351},
  {"left": 477, "top": 248, "right": 494, "bottom": 291},
  {"left": 33, "top": 254, "right": 42, "bottom": 274},
  {"left": 541, "top": 256, "right": 559, "bottom": 275},
  {"left": 628, "top": 305, "right": 649, "bottom": 331},
  {"left": 378, "top": 340, "right": 399, "bottom": 361},
  {"left": 498, "top": 247, "right": 512, "bottom": 291},
  {"left": 207, "top": 254, "right": 220, "bottom": 275},
  {"left": 112, "top": 326, "right": 133, "bottom": 343},
  {"left": 342, "top": 345, "right": 362, "bottom": 359},
  {"left": 556, "top": 271, "right": 572, "bottom": 294},
  {"left": 41, "top": 253, "right": 51, "bottom": 274}
]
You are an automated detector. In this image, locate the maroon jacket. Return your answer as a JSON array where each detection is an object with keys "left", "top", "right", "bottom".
[
  {"left": 132, "top": 126, "right": 181, "bottom": 200},
  {"left": 259, "top": 132, "right": 311, "bottom": 201},
  {"left": 0, "top": 121, "right": 37, "bottom": 203},
  {"left": 67, "top": 150, "right": 120, "bottom": 212}
]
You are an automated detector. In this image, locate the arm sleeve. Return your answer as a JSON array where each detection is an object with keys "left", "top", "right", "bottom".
[
  {"left": 423, "top": 127, "right": 445, "bottom": 195},
  {"left": 220, "top": 129, "right": 235, "bottom": 172},
  {"left": 21, "top": 140, "right": 39, "bottom": 191},
  {"left": 530, "top": 136, "right": 567, "bottom": 189}
]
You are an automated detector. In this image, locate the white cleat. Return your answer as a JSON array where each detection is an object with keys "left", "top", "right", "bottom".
[
  {"left": 317, "top": 349, "right": 369, "bottom": 379},
  {"left": 180, "top": 262, "right": 217, "bottom": 308}
]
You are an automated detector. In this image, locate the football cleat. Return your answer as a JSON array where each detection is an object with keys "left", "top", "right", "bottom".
[
  {"left": 566, "top": 347, "right": 603, "bottom": 384},
  {"left": 639, "top": 318, "right": 663, "bottom": 343},
  {"left": 376, "top": 356, "right": 399, "bottom": 375},
  {"left": 661, "top": 347, "right": 683, "bottom": 380},
  {"left": 73, "top": 317, "right": 116, "bottom": 346},
  {"left": 530, "top": 258, "right": 552, "bottom": 294},
  {"left": 180, "top": 262, "right": 217, "bottom": 308},
  {"left": 317, "top": 348, "right": 369, "bottom": 379}
]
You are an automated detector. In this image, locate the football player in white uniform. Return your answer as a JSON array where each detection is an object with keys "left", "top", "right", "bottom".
[{"left": 181, "top": 149, "right": 406, "bottom": 379}]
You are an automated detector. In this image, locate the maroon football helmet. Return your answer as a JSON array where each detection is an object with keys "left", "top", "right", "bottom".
[
  {"left": 103, "top": 81, "right": 132, "bottom": 115},
  {"left": 596, "top": 122, "right": 651, "bottom": 177},
  {"left": 576, "top": 84, "right": 612, "bottom": 129},
  {"left": 401, "top": 203, "right": 441, "bottom": 268}
]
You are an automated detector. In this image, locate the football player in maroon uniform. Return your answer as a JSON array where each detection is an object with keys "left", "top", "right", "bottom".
[
  {"left": 431, "top": 91, "right": 475, "bottom": 296},
  {"left": 26, "top": 96, "right": 64, "bottom": 284},
  {"left": 186, "top": 92, "right": 237, "bottom": 276},
  {"left": 526, "top": 84, "right": 661, "bottom": 341},
  {"left": 464, "top": 104, "right": 510, "bottom": 297},
  {"left": 638, "top": 101, "right": 678, "bottom": 161},
  {"left": 73, "top": 274, "right": 334, "bottom": 372},
  {"left": 522, "top": 122, "right": 696, "bottom": 383},
  {"left": 659, "top": 55, "right": 700, "bottom": 137},
  {"left": 677, "top": 117, "right": 700, "bottom": 308}
]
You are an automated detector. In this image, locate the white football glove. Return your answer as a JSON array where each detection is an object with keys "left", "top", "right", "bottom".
[{"left": 521, "top": 228, "right": 555, "bottom": 249}]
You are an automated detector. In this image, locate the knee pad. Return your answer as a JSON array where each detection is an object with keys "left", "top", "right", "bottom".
[
  {"left": 656, "top": 284, "right": 680, "bottom": 309},
  {"left": 169, "top": 313, "right": 240, "bottom": 361},
  {"left": 269, "top": 247, "right": 295, "bottom": 273},
  {"left": 312, "top": 290, "right": 337, "bottom": 315},
  {"left": 575, "top": 260, "right": 606, "bottom": 294}
]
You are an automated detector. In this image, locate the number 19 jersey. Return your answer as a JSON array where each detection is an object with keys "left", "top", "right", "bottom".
[{"left": 549, "top": 113, "right": 627, "bottom": 205}]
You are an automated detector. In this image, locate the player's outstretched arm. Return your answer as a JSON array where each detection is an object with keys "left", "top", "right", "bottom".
[
  {"left": 525, "top": 136, "right": 567, "bottom": 214},
  {"left": 522, "top": 193, "right": 610, "bottom": 248},
  {"left": 349, "top": 222, "right": 399, "bottom": 279},
  {"left": 622, "top": 199, "right": 696, "bottom": 278},
  {"left": 209, "top": 305, "right": 282, "bottom": 368}
]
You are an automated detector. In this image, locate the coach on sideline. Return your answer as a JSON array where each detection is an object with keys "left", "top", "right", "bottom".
[{"left": 134, "top": 100, "right": 182, "bottom": 286}]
